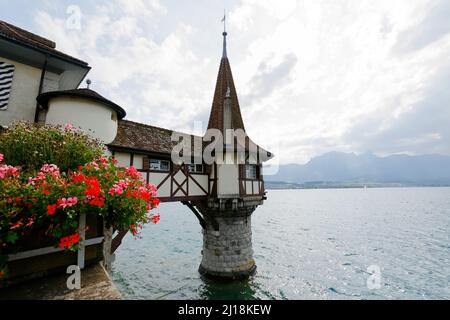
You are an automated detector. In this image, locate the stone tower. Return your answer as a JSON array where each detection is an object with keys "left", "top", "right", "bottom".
[{"left": 190, "top": 26, "right": 273, "bottom": 280}]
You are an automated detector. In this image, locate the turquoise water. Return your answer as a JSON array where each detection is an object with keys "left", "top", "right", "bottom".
[{"left": 111, "top": 188, "right": 450, "bottom": 300}]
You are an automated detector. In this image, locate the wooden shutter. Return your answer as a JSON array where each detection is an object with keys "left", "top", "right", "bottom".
[
  {"left": 143, "top": 157, "right": 150, "bottom": 171},
  {"left": 0, "top": 62, "right": 15, "bottom": 111}
]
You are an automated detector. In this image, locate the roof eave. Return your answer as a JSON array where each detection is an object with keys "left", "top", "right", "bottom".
[
  {"left": 0, "top": 33, "right": 90, "bottom": 68},
  {"left": 36, "top": 90, "right": 127, "bottom": 120}
]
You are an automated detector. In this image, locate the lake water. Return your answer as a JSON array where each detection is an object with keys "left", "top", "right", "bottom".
[{"left": 111, "top": 188, "right": 450, "bottom": 300}]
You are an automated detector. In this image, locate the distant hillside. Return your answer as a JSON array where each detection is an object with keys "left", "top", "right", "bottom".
[{"left": 265, "top": 152, "right": 450, "bottom": 187}]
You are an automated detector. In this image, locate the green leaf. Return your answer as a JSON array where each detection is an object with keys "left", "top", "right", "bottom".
[{"left": 6, "top": 231, "right": 18, "bottom": 244}]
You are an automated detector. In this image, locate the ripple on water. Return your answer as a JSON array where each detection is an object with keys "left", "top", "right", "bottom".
[{"left": 111, "top": 188, "right": 450, "bottom": 300}]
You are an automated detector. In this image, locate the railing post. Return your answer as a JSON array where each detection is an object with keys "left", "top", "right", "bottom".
[
  {"left": 102, "top": 223, "right": 114, "bottom": 272},
  {"left": 77, "top": 213, "right": 86, "bottom": 269}
]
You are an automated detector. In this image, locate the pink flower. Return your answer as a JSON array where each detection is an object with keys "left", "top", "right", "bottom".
[
  {"left": 108, "top": 186, "right": 124, "bottom": 196},
  {"left": 40, "top": 164, "right": 60, "bottom": 178},
  {"left": 57, "top": 197, "right": 78, "bottom": 209},
  {"left": 10, "top": 220, "right": 23, "bottom": 230},
  {"left": 146, "top": 184, "right": 158, "bottom": 197},
  {"left": 28, "top": 164, "right": 61, "bottom": 184},
  {"left": 87, "top": 161, "right": 100, "bottom": 171},
  {"left": 64, "top": 124, "right": 74, "bottom": 130},
  {"left": 0, "top": 165, "right": 20, "bottom": 179},
  {"left": 126, "top": 166, "right": 142, "bottom": 179},
  {"left": 0, "top": 153, "right": 4, "bottom": 162},
  {"left": 108, "top": 179, "right": 130, "bottom": 196},
  {"left": 99, "top": 157, "right": 108, "bottom": 167},
  {"left": 26, "top": 218, "right": 35, "bottom": 227}
]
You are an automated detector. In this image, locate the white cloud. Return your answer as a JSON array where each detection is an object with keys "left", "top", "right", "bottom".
[{"left": 30, "top": 0, "right": 450, "bottom": 164}]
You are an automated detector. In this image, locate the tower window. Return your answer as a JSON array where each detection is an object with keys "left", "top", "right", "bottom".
[
  {"left": 245, "top": 165, "right": 257, "bottom": 180},
  {"left": 188, "top": 164, "right": 204, "bottom": 173}
]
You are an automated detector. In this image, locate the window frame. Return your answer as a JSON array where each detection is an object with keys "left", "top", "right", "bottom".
[
  {"left": 245, "top": 164, "right": 258, "bottom": 180},
  {"left": 149, "top": 159, "right": 171, "bottom": 172},
  {"left": 187, "top": 164, "right": 205, "bottom": 174}
]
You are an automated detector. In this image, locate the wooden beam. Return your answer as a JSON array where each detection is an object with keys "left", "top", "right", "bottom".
[
  {"left": 182, "top": 201, "right": 207, "bottom": 230},
  {"left": 7, "top": 237, "right": 104, "bottom": 262},
  {"left": 159, "top": 195, "right": 208, "bottom": 203},
  {"left": 111, "top": 230, "right": 129, "bottom": 254}
]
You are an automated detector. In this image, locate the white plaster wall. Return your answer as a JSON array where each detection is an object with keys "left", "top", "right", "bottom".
[
  {"left": 149, "top": 173, "right": 170, "bottom": 197},
  {"left": 45, "top": 96, "right": 118, "bottom": 144},
  {"left": 0, "top": 56, "right": 41, "bottom": 127},
  {"left": 189, "top": 175, "right": 208, "bottom": 196},
  {"left": 133, "top": 154, "right": 145, "bottom": 170},
  {"left": 114, "top": 152, "right": 131, "bottom": 168},
  {"left": 246, "top": 181, "right": 252, "bottom": 195},
  {"left": 248, "top": 153, "right": 258, "bottom": 165},
  {"left": 42, "top": 71, "right": 61, "bottom": 93},
  {"left": 253, "top": 181, "right": 259, "bottom": 194},
  {"left": 217, "top": 164, "right": 239, "bottom": 196}
]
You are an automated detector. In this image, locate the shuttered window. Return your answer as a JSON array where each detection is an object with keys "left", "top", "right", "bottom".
[{"left": 0, "top": 62, "right": 15, "bottom": 111}]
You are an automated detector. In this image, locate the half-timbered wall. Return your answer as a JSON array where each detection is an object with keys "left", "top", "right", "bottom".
[{"left": 110, "top": 150, "right": 209, "bottom": 203}]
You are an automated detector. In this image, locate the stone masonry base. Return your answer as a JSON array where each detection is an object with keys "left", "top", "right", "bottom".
[{"left": 195, "top": 198, "right": 262, "bottom": 280}]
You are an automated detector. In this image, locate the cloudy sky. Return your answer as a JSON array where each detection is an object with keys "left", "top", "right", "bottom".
[{"left": 2, "top": 0, "right": 450, "bottom": 164}]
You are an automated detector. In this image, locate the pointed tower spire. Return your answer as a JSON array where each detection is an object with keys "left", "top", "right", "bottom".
[{"left": 207, "top": 22, "right": 246, "bottom": 134}]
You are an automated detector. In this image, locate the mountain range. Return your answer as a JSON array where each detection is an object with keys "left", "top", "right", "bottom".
[{"left": 265, "top": 152, "right": 450, "bottom": 188}]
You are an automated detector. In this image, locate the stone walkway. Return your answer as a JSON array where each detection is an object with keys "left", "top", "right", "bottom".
[{"left": 0, "top": 263, "right": 122, "bottom": 300}]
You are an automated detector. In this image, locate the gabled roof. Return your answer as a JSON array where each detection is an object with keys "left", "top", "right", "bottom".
[
  {"left": 0, "top": 20, "right": 89, "bottom": 67},
  {"left": 108, "top": 120, "right": 203, "bottom": 158},
  {"left": 37, "top": 89, "right": 127, "bottom": 119}
]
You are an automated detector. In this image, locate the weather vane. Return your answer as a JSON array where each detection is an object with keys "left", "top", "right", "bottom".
[
  {"left": 222, "top": 10, "right": 226, "bottom": 33},
  {"left": 221, "top": 10, "right": 228, "bottom": 58}
]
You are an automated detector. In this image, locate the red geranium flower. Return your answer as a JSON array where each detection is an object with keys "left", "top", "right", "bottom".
[
  {"left": 89, "top": 197, "right": 105, "bottom": 207},
  {"left": 72, "top": 172, "right": 85, "bottom": 183},
  {"left": 59, "top": 233, "right": 80, "bottom": 249},
  {"left": 47, "top": 204, "right": 57, "bottom": 216},
  {"left": 152, "top": 198, "right": 161, "bottom": 207},
  {"left": 130, "top": 224, "right": 138, "bottom": 235},
  {"left": 150, "top": 214, "right": 161, "bottom": 224},
  {"left": 84, "top": 176, "right": 102, "bottom": 198}
]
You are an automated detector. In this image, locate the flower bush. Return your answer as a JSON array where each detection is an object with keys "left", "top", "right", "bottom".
[
  {"left": 0, "top": 123, "right": 160, "bottom": 277},
  {"left": 0, "top": 122, "right": 104, "bottom": 172}
]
